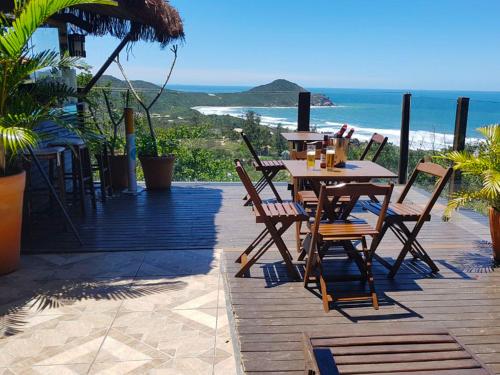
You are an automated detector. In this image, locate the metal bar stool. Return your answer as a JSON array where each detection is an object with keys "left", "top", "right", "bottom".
[{"left": 48, "top": 137, "right": 97, "bottom": 214}]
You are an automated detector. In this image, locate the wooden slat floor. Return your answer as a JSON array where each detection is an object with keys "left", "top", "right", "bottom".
[{"left": 221, "top": 185, "right": 500, "bottom": 375}]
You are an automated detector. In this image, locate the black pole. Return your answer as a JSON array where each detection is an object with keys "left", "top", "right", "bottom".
[
  {"left": 27, "top": 146, "right": 83, "bottom": 245},
  {"left": 398, "top": 93, "right": 411, "bottom": 184},
  {"left": 297, "top": 91, "right": 311, "bottom": 132},
  {"left": 449, "top": 97, "right": 469, "bottom": 195},
  {"left": 81, "top": 33, "right": 132, "bottom": 96}
]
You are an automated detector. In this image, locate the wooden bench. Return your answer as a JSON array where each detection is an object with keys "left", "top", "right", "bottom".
[{"left": 303, "top": 326, "right": 495, "bottom": 375}]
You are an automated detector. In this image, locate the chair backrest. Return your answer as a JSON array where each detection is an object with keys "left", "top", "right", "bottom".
[
  {"left": 397, "top": 159, "right": 453, "bottom": 223},
  {"left": 240, "top": 132, "right": 263, "bottom": 167},
  {"left": 314, "top": 182, "right": 394, "bottom": 234},
  {"left": 359, "top": 133, "right": 388, "bottom": 162},
  {"left": 290, "top": 148, "right": 321, "bottom": 160}
]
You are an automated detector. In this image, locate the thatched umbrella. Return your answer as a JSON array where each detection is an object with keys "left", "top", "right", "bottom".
[
  {"left": 1, "top": 0, "right": 184, "bottom": 93},
  {"left": 1, "top": 0, "right": 184, "bottom": 46}
]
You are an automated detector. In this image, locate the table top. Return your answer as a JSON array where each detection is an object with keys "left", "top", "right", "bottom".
[
  {"left": 281, "top": 132, "right": 331, "bottom": 142},
  {"left": 282, "top": 160, "right": 398, "bottom": 181}
]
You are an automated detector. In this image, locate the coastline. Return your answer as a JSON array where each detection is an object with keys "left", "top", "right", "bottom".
[{"left": 193, "top": 105, "right": 479, "bottom": 151}]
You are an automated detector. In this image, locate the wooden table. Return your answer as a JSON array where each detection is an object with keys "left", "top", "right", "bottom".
[
  {"left": 281, "top": 132, "right": 332, "bottom": 150},
  {"left": 283, "top": 159, "right": 397, "bottom": 251}
]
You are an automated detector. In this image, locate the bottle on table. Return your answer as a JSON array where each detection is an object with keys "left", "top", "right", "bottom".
[
  {"left": 336, "top": 124, "right": 348, "bottom": 137},
  {"left": 346, "top": 128, "right": 355, "bottom": 139},
  {"left": 320, "top": 135, "right": 329, "bottom": 169}
]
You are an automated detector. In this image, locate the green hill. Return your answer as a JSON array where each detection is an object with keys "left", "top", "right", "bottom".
[{"left": 95, "top": 76, "right": 334, "bottom": 113}]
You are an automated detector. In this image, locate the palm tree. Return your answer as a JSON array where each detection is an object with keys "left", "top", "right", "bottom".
[
  {"left": 0, "top": 0, "right": 115, "bottom": 175},
  {"left": 439, "top": 124, "right": 500, "bottom": 260}
]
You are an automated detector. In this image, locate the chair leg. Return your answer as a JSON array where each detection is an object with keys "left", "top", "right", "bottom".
[
  {"left": 362, "top": 237, "right": 378, "bottom": 310},
  {"left": 264, "top": 169, "right": 282, "bottom": 203},
  {"left": 235, "top": 228, "right": 269, "bottom": 263}
]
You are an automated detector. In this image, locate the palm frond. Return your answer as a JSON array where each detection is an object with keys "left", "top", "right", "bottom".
[{"left": 0, "top": 0, "right": 116, "bottom": 57}]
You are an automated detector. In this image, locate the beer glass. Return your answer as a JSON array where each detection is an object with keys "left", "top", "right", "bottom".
[
  {"left": 326, "top": 146, "right": 335, "bottom": 171},
  {"left": 306, "top": 144, "right": 316, "bottom": 169}
]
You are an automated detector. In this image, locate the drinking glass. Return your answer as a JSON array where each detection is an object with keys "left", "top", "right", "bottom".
[
  {"left": 306, "top": 144, "right": 316, "bottom": 169},
  {"left": 326, "top": 146, "right": 335, "bottom": 171}
]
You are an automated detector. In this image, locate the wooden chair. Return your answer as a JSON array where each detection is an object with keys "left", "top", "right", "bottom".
[
  {"left": 234, "top": 159, "right": 308, "bottom": 279},
  {"left": 359, "top": 132, "right": 388, "bottom": 162},
  {"left": 364, "top": 159, "right": 453, "bottom": 278},
  {"left": 303, "top": 326, "right": 496, "bottom": 375},
  {"left": 304, "top": 182, "right": 393, "bottom": 311},
  {"left": 240, "top": 132, "right": 286, "bottom": 206}
]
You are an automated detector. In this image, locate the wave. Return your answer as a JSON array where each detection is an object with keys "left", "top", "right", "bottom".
[{"left": 192, "top": 106, "right": 480, "bottom": 151}]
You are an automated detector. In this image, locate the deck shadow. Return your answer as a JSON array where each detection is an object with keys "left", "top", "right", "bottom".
[{"left": 22, "top": 184, "right": 224, "bottom": 255}]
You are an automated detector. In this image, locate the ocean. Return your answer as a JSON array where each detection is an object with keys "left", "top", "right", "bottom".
[{"left": 170, "top": 85, "right": 500, "bottom": 150}]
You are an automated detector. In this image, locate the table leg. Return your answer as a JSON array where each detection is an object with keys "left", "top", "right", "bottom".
[{"left": 293, "top": 177, "right": 302, "bottom": 253}]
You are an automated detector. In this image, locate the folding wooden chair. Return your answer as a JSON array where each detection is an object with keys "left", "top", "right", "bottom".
[
  {"left": 234, "top": 159, "right": 308, "bottom": 279},
  {"left": 304, "top": 182, "right": 393, "bottom": 311},
  {"left": 298, "top": 132, "right": 388, "bottom": 209},
  {"left": 359, "top": 132, "right": 388, "bottom": 162},
  {"left": 240, "top": 132, "right": 286, "bottom": 206},
  {"left": 364, "top": 159, "right": 453, "bottom": 278}
]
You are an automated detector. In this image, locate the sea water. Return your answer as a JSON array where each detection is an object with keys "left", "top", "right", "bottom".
[{"left": 190, "top": 87, "right": 500, "bottom": 150}]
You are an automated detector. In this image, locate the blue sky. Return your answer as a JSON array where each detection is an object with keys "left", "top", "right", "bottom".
[{"left": 80, "top": 0, "right": 500, "bottom": 90}]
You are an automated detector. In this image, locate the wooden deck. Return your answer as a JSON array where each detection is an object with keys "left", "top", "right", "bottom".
[
  {"left": 21, "top": 182, "right": 500, "bottom": 374},
  {"left": 220, "top": 185, "right": 500, "bottom": 375}
]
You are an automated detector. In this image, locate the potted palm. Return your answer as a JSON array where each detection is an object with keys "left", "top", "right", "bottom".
[
  {"left": 0, "top": 0, "right": 114, "bottom": 274},
  {"left": 440, "top": 124, "right": 500, "bottom": 262}
]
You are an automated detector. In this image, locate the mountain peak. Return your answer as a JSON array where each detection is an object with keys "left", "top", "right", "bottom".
[{"left": 247, "top": 79, "right": 306, "bottom": 93}]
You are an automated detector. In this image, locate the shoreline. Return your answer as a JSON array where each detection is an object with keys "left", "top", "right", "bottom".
[{"left": 193, "top": 105, "right": 480, "bottom": 151}]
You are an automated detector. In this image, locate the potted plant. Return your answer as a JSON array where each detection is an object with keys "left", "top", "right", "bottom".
[
  {"left": 440, "top": 124, "right": 500, "bottom": 262},
  {"left": 136, "top": 126, "right": 176, "bottom": 189},
  {"left": 0, "top": 0, "right": 114, "bottom": 274},
  {"left": 79, "top": 73, "right": 129, "bottom": 189},
  {"left": 114, "top": 46, "right": 178, "bottom": 189}
]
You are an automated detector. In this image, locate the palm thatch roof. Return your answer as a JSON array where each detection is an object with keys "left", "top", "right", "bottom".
[{"left": 2, "top": 0, "right": 184, "bottom": 46}]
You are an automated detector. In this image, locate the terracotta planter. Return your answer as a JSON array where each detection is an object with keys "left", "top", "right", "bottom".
[
  {"left": 0, "top": 170, "right": 26, "bottom": 275},
  {"left": 489, "top": 207, "right": 500, "bottom": 262},
  {"left": 110, "top": 155, "right": 128, "bottom": 190},
  {"left": 139, "top": 155, "right": 175, "bottom": 190}
]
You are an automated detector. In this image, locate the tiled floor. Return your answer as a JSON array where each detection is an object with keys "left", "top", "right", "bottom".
[{"left": 0, "top": 249, "right": 236, "bottom": 374}]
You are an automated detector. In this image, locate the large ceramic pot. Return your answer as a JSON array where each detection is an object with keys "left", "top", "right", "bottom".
[
  {"left": 489, "top": 207, "right": 500, "bottom": 262},
  {"left": 0, "top": 170, "right": 26, "bottom": 274},
  {"left": 110, "top": 154, "right": 128, "bottom": 190},
  {"left": 139, "top": 155, "right": 175, "bottom": 190}
]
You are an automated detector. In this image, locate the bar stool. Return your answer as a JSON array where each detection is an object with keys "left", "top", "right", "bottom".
[
  {"left": 24, "top": 146, "right": 67, "bottom": 224},
  {"left": 48, "top": 137, "right": 96, "bottom": 214}
]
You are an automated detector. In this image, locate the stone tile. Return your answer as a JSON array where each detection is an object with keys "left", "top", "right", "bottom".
[
  {"left": 94, "top": 329, "right": 171, "bottom": 363},
  {"left": 137, "top": 250, "right": 220, "bottom": 277},
  {"left": 12, "top": 363, "right": 90, "bottom": 374},
  {"left": 108, "top": 310, "right": 216, "bottom": 358},
  {"left": 0, "top": 313, "right": 113, "bottom": 367},
  {"left": 50, "top": 253, "right": 144, "bottom": 280},
  {"left": 89, "top": 360, "right": 168, "bottom": 375},
  {"left": 213, "top": 356, "right": 237, "bottom": 375},
  {"left": 153, "top": 357, "right": 213, "bottom": 375},
  {"left": 120, "top": 275, "right": 219, "bottom": 313}
]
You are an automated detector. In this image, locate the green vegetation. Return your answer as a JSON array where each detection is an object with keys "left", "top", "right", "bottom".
[
  {"left": 439, "top": 125, "right": 499, "bottom": 216},
  {"left": 95, "top": 76, "right": 333, "bottom": 112}
]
